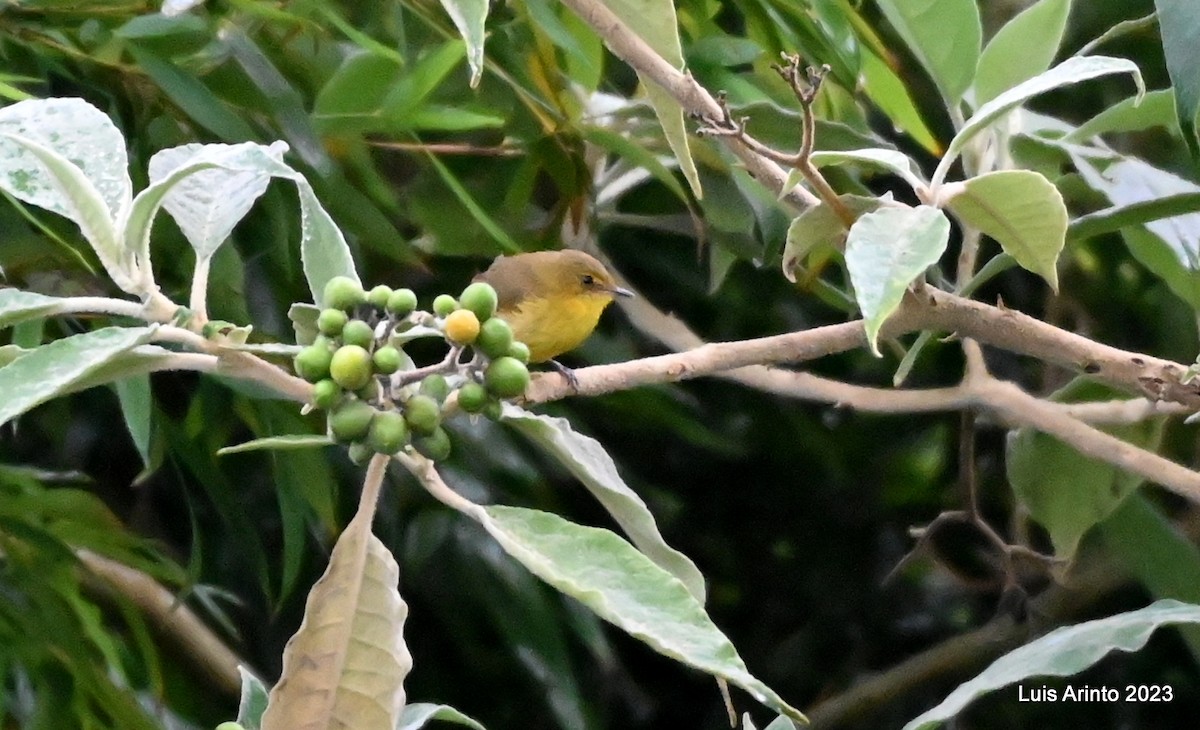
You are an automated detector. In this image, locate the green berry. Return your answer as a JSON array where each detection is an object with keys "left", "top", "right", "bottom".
[
  {"left": 215, "top": 723, "right": 246, "bottom": 730},
  {"left": 420, "top": 373, "right": 450, "bottom": 402},
  {"left": 330, "top": 345, "right": 372, "bottom": 390},
  {"left": 341, "top": 319, "right": 375, "bottom": 349},
  {"left": 367, "top": 411, "right": 408, "bottom": 454},
  {"left": 457, "top": 382, "right": 489, "bottom": 413},
  {"left": 476, "top": 317, "right": 514, "bottom": 358},
  {"left": 367, "top": 284, "right": 393, "bottom": 310},
  {"left": 459, "top": 282, "right": 498, "bottom": 321},
  {"left": 433, "top": 294, "right": 458, "bottom": 317},
  {"left": 372, "top": 346, "right": 403, "bottom": 375},
  {"left": 356, "top": 378, "right": 380, "bottom": 402},
  {"left": 484, "top": 356, "right": 530, "bottom": 398},
  {"left": 347, "top": 442, "right": 372, "bottom": 465},
  {"left": 330, "top": 400, "right": 375, "bottom": 442},
  {"left": 404, "top": 394, "right": 442, "bottom": 436},
  {"left": 507, "top": 340, "right": 531, "bottom": 364},
  {"left": 317, "top": 308, "right": 348, "bottom": 337},
  {"left": 481, "top": 399, "right": 504, "bottom": 421},
  {"left": 323, "top": 276, "right": 364, "bottom": 311},
  {"left": 415, "top": 426, "right": 452, "bottom": 461},
  {"left": 293, "top": 343, "right": 334, "bottom": 383},
  {"left": 312, "top": 379, "right": 341, "bottom": 410},
  {"left": 386, "top": 288, "right": 418, "bottom": 316}
]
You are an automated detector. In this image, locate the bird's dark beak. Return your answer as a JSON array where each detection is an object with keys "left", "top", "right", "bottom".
[{"left": 609, "top": 285, "right": 634, "bottom": 298}]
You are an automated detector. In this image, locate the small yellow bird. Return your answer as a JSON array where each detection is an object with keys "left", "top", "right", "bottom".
[{"left": 474, "top": 250, "right": 632, "bottom": 380}]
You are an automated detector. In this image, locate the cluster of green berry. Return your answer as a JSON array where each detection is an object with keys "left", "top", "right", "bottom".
[{"left": 292, "top": 276, "right": 532, "bottom": 462}]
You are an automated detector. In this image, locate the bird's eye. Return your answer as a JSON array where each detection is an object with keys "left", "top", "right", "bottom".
[{"left": 581, "top": 274, "right": 595, "bottom": 286}]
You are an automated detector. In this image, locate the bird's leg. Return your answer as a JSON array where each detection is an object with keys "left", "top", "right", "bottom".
[{"left": 548, "top": 359, "right": 580, "bottom": 391}]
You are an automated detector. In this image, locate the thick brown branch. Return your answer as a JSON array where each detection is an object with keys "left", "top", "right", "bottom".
[{"left": 78, "top": 550, "right": 244, "bottom": 698}]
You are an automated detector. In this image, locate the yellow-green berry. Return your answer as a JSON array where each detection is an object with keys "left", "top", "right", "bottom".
[
  {"left": 372, "top": 346, "right": 403, "bottom": 375},
  {"left": 404, "top": 394, "right": 441, "bottom": 436},
  {"left": 415, "top": 426, "right": 452, "bottom": 461},
  {"left": 484, "top": 356, "right": 530, "bottom": 398},
  {"left": 216, "top": 723, "right": 246, "bottom": 730},
  {"left": 386, "top": 288, "right": 418, "bottom": 316},
  {"left": 330, "top": 345, "right": 372, "bottom": 390},
  {"left": 341, "top": 319, "right": 375, "bottom": 349},
  {"left": 444, "top": 309, "right": 481, "bottom": 345},
  {"left": 317, "top": 308, "right": 348, "bottom": 337},
  {"left": 476, "top": 318, "right": 514, "bottom": 358},
  {"left": 293, "top": 343, "right": 334, "bottom": 383},
  {"left": 330, "top": 400, "right": 375, "bottom": 442},
  {"left": 312, "top": 378, "right": 341, "bottom": 410},
  {"left": 367, "top": 284, "right": 393, "bottom": 310},
  {"left": 323, "top": 276, "right": 364, "bottom": 311},
  {"left": 433, "top": 294, "right": 458, "bottom": 317},
  {"left": 459, "top": 282, "right": 498, "bottom": 321},
  {"left": 367, "top": 411, "right": 408, "bottom": 454},
  {"left": 457, "top": 382, "right": 489, "bottom": 413}
]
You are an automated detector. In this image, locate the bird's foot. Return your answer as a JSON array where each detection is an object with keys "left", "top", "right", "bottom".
[{"left": 548, "top": 359, "right": 580, "bottom": 391}]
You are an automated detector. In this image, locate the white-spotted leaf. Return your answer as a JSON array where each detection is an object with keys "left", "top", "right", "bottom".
[
  {"left": 782, "top": 195, "right": 888, "bottom": 282},
  {"left": 0, "top": 326, "right": 157, "bottom": 426},
  {"left": 845, "top": 206, "right": 950, "bottom": 355},
  {"left": 808, "top": 148, "right": 925, "bottom": 192}
]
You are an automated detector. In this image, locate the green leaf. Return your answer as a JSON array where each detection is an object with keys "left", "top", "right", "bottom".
[
  {"left": 314, "top": 52, "right": 402, "bottom": 122},
  {"left": 217, "top": 435, "right": 335, "bottom": 456},
  {"left": 381, "top": 41, "right": 468, "bottom": 121},
  {"left": 1071, "top": 153, "right": 1200, "bottom": 310},
  {"left": 1068, "top": 89, "right": 1179, "bottom": 141},
  {"left": 941, "top": 170, "right": 1067, "bottom": 290},
  {"left": 902, "top": 599, "right": 1200, "bottom": 730},
  {"left": 237, "top": 666, "right": 270, "bottom": 730},
  {"left": 437, "top": 0, "right": 489, "bottom": 88},
  {"left": 1068, "top": 192, "right": 1200, "bottom": 242},
  {"left": 1155, "top": 0, "right": 1200, "bottom": 153},
  {"left": 0, "top": 100, "right": 135, "bottom": 291},
  {"left": 0, "top": 289, "right": 68, "bottom": 330},
  {"left": 1007, "top": 380, "right": 1164, "bottom": 559},
  {"left": 844, "top": 205, "right": 950, "bottom": 355},
  {"left": 262, "top": 510, "right": 412, "bottom": 730},
  {"left": 876, "top": 0, "right": 981, "bottom": 104},
  {"left": 422, "top": 150, "right": 520, "bottom": 254},
  {"left": 478, "top": 506, "right": 806, "bottom": 723},
  {"left": 115, "top": 375, "right": 153, "bottom": 469},
  {"left": 973, "top": 0, "right": 1072, "bottom": 105},
  {"left": 128, "top": 46, "right": 258, "bottom": 142},
  {"left": 1101, "top": 495, "right": 1200, "bottom": 663},
  {"left": 935, "top": 56, "right": 1144, "bottom": 187},
  {"left": 782, "top": 195, "right": 885, "bottom": 282},
  {"left": 399, "top": 703, "right": 487, "bottom": 730},
  {"left": 860, "top": 50, "right": 941, "bottom": 154},
  {"left": 0, "top": 326, "right": 156, "bottom": 426},
  {"left": 808, "top": 148, "right": 925, "bottom": 191},
  {"left": 601, "top": 0, "right": 702, "bottom": 198},
  {"left": 501, "top": 405, "right": 706, "bottom": 601}
]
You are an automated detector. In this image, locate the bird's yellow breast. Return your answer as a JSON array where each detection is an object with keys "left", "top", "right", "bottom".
[{"left": 501, "top": 292, "right": 613, "bottom": 363}]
